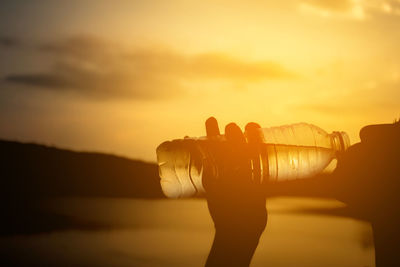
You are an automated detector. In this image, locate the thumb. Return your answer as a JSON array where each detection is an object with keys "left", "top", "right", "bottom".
[{"left": 245, "top": 122, "right": 264, "bottom": 185}]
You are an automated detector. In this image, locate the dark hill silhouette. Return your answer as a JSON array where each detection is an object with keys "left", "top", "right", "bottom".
[
  {"left": 0, "top": 140, "right": 163, "bottom": 198},
  {"left": 0, "top": 140, "right": 164, "bottom": 236}
]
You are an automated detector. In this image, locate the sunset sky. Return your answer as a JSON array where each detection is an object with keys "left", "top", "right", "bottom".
[{"left": 1, "top": 0, "right": 399, "bottom": 161}]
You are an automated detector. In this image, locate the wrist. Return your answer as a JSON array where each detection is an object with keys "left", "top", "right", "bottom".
[
  {"left": 214, "top": 227, "right": 262, "bottom": 250},
  {"left": 214, "top": 217, "right": 266, "bottom": 239},
  {"left": 206, "top": 229, "right": 261, "bottom": 267}
]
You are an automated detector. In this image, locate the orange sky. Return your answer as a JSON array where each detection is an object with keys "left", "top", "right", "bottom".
[{"left": 0, "top": 0, "right": 399, "bottom": 161}]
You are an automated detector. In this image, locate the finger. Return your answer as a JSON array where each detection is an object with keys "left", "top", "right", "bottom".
[
  {"left": 225, "top": 123, "right": 250, "bottom": 183},
  {"left": 225, "top": 123, "right": 246, "bottom": 143},
  {"left": 206, "top": 117, "right": 220, "bottom": 138},
  {"left": 245, "top": 122, "right": 263, "bottom": 143},
  {"left": 245, "top": 122, "right": 263, "bottom": 184}
]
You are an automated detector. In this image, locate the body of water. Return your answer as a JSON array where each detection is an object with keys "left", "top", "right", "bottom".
[{"left": 0, "top": 198, "right": 375, "bottom": 266}]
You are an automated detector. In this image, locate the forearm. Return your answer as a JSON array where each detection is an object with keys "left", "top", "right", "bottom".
[
  {"left": 372, "top": 219, "right": 400, "bottom": 267},
  {"left": 206, "top": 229, "right": 261, "bottom": 267}
]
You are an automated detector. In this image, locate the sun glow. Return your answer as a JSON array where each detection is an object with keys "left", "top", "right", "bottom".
[{"left": 0, "top": 0, "right": 399, "bottom": 161}]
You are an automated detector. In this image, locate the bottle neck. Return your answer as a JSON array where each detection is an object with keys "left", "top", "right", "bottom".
[{"left": 330, "top": 131, "right": 350, "bottom": 152}]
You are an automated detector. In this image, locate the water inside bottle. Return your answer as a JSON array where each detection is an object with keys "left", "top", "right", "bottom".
[
  {"left": 157, "top": 139, "right": 338, "bottom": 198},
  {"left": 157, "top": 122, "right": 350, "bottom": 198},
  {"left": 261, "top": 143, "right": 336, "bottom": 183}
]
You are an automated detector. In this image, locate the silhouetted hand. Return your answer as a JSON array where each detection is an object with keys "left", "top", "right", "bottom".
[
  {"left": 266, "top": 122, "right": 400, "bottom": 267},
  {"left": 203, "top": 117, "right": 267, "bottom": 267},
  {"left": 331, "top": 123, "right": 400, "bottom": 266}
]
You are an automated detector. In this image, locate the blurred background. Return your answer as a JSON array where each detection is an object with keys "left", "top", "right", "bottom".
[{"left": 1, "top": 0, "right": 399, "bottom": 266}]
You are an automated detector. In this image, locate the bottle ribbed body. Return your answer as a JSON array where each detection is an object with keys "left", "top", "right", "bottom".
[
  {"left": 156, "top": 123, "right": 350, "bottom": 198},
  {"left": 258, "top": 123, "right": 349, "bottom": 182}
]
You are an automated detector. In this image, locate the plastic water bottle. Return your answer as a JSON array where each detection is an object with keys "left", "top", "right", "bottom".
[{"left": 156, "top": 123, "right": 350, "bottom": 198}]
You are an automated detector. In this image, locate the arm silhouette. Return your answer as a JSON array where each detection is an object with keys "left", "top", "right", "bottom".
[
  {"left": 203, "top": 118, "right": 400, "bottom": 267},
  {"left": 203, "top": 117, "right": 267, "bottom": 267},
  {"left": 266, "top": 122, "right": 400, "bottom": 267}
]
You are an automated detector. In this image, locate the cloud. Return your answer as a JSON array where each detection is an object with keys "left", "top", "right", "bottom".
[
  {"left": 299, "top": 0, "right": 400, "bottom": 20},
  {"left": 4, "top": 35, "right": 295, "bottom": 100},
  {"left": 379, "top": 0, "right": 400, "bottom": 16},
  {"left": 302, "top": 0, "right": 354, "bottom": 12},
  {"left": 0, "top": 36, "right": 20, "bottom": 47},
  {"left": 299, "top": 0, "right": 365, "bottom": 19},
  {"left": 5, "top": 74, "right": 72, "bottom": 88},
  {"left": 295, "top": 80, "right": 400, "bottom": 117}
]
